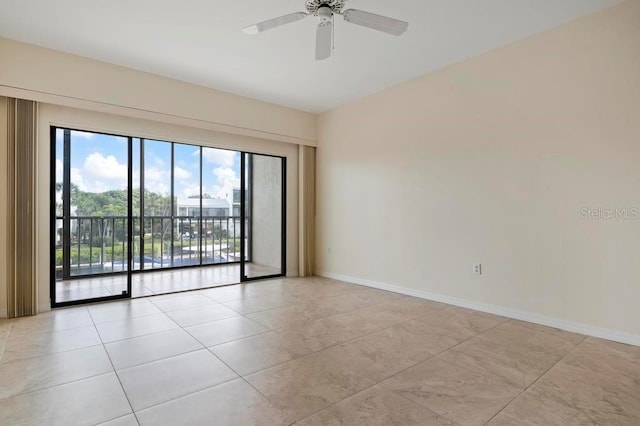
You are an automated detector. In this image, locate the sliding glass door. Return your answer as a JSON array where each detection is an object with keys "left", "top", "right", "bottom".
[
  {"left": 240, "top": 153, "right": 286, "bottom": 281},
  {"left": 52, "top": 126, "right": 287, "bottom": 305},
  {"left": 51, "top": 128, "right": 132, "bottom": 306}
]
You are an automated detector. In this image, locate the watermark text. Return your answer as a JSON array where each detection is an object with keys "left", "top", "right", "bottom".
[{"left": 580, "top": 207, "right": 639, "bottom": 220}]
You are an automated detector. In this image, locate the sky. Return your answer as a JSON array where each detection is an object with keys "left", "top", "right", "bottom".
[{"left": 55, "top": 129, "right": 241, "bottom": 201}]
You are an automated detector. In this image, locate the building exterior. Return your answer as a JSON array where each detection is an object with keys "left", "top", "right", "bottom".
[{"left": 176, "top": 197, "right": 230, "bottom": 238}]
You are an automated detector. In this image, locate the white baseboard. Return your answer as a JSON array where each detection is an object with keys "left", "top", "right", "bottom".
[
  {"left": 317, "top": 271, "right": 640, "bottom": 347},
  {"left": 0, "top": 308, "right": 6, "bottom": 319}
]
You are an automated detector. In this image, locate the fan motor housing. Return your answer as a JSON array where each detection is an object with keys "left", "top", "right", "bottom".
[{"left": 305, "top": 0, "right": 345, "bottom": 13}]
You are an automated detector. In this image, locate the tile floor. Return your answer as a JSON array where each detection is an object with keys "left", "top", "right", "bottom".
[
  {"left": 55, "top": 264, "right": 240, "bottom": 302},
  {"left": 56, "top": 262, "right": 281, "bottom": 302},
  {"left": 1, "top": 276, "right": 639, "bottom": 425}
]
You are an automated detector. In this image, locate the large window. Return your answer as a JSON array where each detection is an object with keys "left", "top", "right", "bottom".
[
  {"left": 52, "top": 126, "right": 285, "bottom": 306},
  {"left": 54, "top": 129, "right": 243, "bottom": 278}
]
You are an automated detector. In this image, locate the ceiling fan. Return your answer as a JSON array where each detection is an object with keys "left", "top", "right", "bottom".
[{"left": 242, "top": 0, "right": 409, "bottom": 61}]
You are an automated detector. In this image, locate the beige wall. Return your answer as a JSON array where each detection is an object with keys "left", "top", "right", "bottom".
[
  {"left": 316, "top": 1, "right": 640, "bottom": 343},
  {"left": 36, "top": 104, "right": 299, "bottom": 312},
  {"left": 0, "top": 38, "right": 316, "bottom": 146},
  {"left": 0, "top": 97, "right": 7, "bottom": 317}
]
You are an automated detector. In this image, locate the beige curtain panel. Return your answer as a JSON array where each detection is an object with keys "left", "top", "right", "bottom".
[{"left": 5, "top": 98, "right": 38, "bottom": 317}]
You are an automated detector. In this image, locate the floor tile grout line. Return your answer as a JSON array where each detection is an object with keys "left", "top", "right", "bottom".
[
  {"left": 96, "top": 324, "right": 171, "bottom": 345},
  {"left": 194, "top": 292, "right": 414, "bottom": 423},
  {"left": 244, "top": 291, "right": 426, "bottom": 331},
  {"left": 258, "top": 286, "right": 402, "bottom": 314},
  {"left": 167, "top": 312, "right": 243, "bottom": 328},
  {"left": 127, "top": 376, "right": 258, "bottom": 421},
  {"left": 292, "top": 380, "right": 383, "bottom": 424},
  {"left": 0, "top": 342, "right": 105, "bottom": 368},
  {"left": 148, "top": 289, "right": 227, "bottom": 303},
  {"left": 424, "top": 317, "right": 586, "bottom": 425},
  {"left": 229, "top": 285, "right": 408, "bottom": 411},
  {"left": 114, "top": 345, "right": 241, "bottom": 374},
  {"left": 225, "top": 299, "right": 505, "bottom": 424},
  {"left": 93, "top": 306, "right": 184, "bottom": 345},
  {"left": 270, "top": 299, "right": 490, "bottom": 359},
  {"left": 132, "top": 275, "right": 247, "bottom": 303},
  {"left": 211, "top": 337, "right": 315, "bottom": 378},
  {"left": 215, "top": 286, "right": 384, "bottom": 315},
  {"left": 263, "top": 296, "right": 480, "bottom": 361},
  {"left": 274, "top": 312, "right": 499, "bottom": 425},
  {"left": 97, "top": 414, "right": 139, "bottom": 426},
  {"left": 482, "top": 334, "right": 589, "bottom": 425},
  {"left": 97, "top": 296, "right": 271, "bottom": 418},
  {"left": 119, "top": 310, "right": 266, "bottom": 418},
  {"left": 150, "top": 302, "right": 224, "bottom": 315},
  {"left": 0, "top": 371, "right": 124, "bottom": 403},
  {"left": 0, "top": 321, "right": 14, "bottom": 363},
  {"left": 216, "top": 294, "right": 329, "bottom": 314},
  {"left": 91, "top": 310, "right": 166, "bottom": 327},
  {"left": 368, "top": 317, "right": 511, "bottom": 426},
  {"left": 106, "top": 341, "right": 207, "bottom": 372},
  {"left": 89, "top": 307, "right": 142, "bottom": 426},
  {"left": 3, "top": 320, "right": 96, "bottom": 339},
  {"left": 0, "top": 311, "right": 139, "bottom": 417},
  {"left": 169, "top": 294, "right": 298, "bottom": 422},
  {"left": 131, "top": 375, "right": 242, "bottom": 415},
  {"left": 199, "top": 339, "right": 295, "bottom": 424}
]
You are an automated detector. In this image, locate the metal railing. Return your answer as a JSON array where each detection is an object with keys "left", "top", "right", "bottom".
[{"left": 55, "top": 215, "right": 243, "bottom": 279}]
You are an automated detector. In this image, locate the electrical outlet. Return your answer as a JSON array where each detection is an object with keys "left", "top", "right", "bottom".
[{"left": 473, "top": 264, "right": 482, "bottom": 275}]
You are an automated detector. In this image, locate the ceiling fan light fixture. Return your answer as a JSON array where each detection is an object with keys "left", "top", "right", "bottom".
[
  {"left": 242, "top": 1, "right": 409, "bottom": 60},
  {"left": 316, "top": 5, "right": 334, "bottom": 21}
]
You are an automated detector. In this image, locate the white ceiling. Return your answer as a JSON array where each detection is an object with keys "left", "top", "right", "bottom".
[{"left": 0, "top": 0, "right": 621, "bottom": 113}]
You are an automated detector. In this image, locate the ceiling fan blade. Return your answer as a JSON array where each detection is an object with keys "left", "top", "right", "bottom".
[
  {"left": 342, "top": 9, "right": 408, "bottom": 36},
  {"left": 242, "top": 12, "right": 307, "bottom": 35},
  {"left": 316, "top": 22, "right": 332, "bottom": 61}
]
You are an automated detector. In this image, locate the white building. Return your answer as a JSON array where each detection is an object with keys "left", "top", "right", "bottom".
[
  {"left": 176, "top": 197, "right": 230, "bottom": 218},
  {"left": 175, "top": 197, "right": 235, "bottom": 239}
]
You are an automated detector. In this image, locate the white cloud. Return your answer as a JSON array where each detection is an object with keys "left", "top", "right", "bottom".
[
  {"left": 70, "top": 167, "right": 87, "bottom": 191},
  {"left": 180, "top": 184, "right": 201, "bottom": 198},
  {"left": 146, "top": 182, "right": 170, "bottom": 195},
  {"left": 202, "top": 148, "right": 236, "bottom": 168},
  {"left": 152, "top": 156, "right": 165, "bottom": 167},
  {"left": 144, "top": 167, "right": 165, "bottom": 183},
  {"left": 56, "top": 158, "right": 87, "bottom": 190},
  {"left": 55, "top": 159, "right": 63, "bottom": 183},
  {"left": 143, "top": 167, "right": 170, "bottom": 195},
  {"left": 174, "top": 166, "right": 192, "bottom": 181},
  {"left": 83, "top": 153, "right": 128, "bottom": 182},
  {"left": 54, "top": 152, "right": 127, "bottom": 193},
  {"left": 210, "top": 167, "right": 240, "bottom": 199},
  {"left": 213, "top": 166, "right": 236, "bottom": 181}
]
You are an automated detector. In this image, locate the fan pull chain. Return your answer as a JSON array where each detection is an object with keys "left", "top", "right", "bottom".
[{"left": 332, "top": 13, "right": 335, "bottom": 52}]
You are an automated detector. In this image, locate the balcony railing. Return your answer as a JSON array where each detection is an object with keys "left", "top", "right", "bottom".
[{"left": 55, "top": 215, "right": 244, "bottom": 279}]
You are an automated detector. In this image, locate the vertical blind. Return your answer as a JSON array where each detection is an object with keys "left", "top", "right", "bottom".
[
  {"left": 6, "top": 98, "right": 38, "bottom": 317},
  {"left": 299, "top": 145, "right": 316, "bottom": 276}
]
